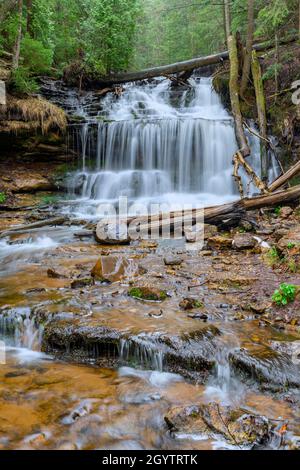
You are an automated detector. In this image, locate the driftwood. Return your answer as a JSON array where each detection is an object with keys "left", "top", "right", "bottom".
[
  {"left": 233, "top": 151, "right": 268, "bottom": 196},
  {"left": 228, "top": 36, "right": 250, "bottom": 157},
  {"left": 269, "top": 160, "right": 300, "bottom": 192},
  {"left": 92, "top": 35, "right": 298, "bottom": 86}
]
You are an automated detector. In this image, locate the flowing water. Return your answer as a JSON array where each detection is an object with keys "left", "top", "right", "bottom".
[{"left": 1, "top": 77, "right": 298, "bottom": 450}]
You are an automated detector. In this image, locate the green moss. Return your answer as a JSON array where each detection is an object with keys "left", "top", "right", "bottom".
[{"left": 128, "top": 287, "right": 167, "bottom": 301}]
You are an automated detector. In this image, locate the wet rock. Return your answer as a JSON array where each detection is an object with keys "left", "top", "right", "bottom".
[
  {"left": 249, "top": 301, "right": 272, "bottom": 315},
  {"left": 207, "top": 235, "right": 233, "bottom": 250},
  {"left": 70, "top": 278, "right": 93, "bottom": 289},
  {"left": 47, "top": 267, "right": 69, "bottom": 279},
  {"left": 91, "top": 256, "right": 138, "bottom": 283},
  {"left": 229, "top": 348, "right": 300, "bottom": 391},
  {"left": 95, "top": 222, "right": 130, "bottom": 245},
  {"left": 233, "top": 233, "right": 257, "bottom": 250},
  {"left": 42, "top": 320, "right": 219, "bottom": 380},
  {"left": 164, "top": 255, "right": 183, "bottom": 266},
  {"left": 280, "top": 207, "right": 293, "bottom": 219},
  {"left": 187, "top": 313, "right": 208, "bottom": 320},
  {"left": 270, "top": 340, "right": 300, "bottom": 362},
  {"left": 128, "top": 286, "right": 167, "bottom": 302},
  {"left": 185, "top": 224, "right": 217, "bottom": 243},
  {"left": 179, "top": 298, "right": 204, "bottom": 310},
  {"left": 165, "top": 402, "right": 271, "bottom": 447}
]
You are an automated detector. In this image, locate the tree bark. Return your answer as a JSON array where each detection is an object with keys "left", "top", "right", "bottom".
[
  {"left": 240, "top": 0, "right": 255, "bottom": 97},
  {"left": 223, "top": 0, "right": 232, "bottom": 48},
  {"left": 12, "top": 0, "right": 23, "bottom": 70},
  {"left": 251, "top": 50, "right": 268, "bottom": 180},
  {"left": 26, "top": 0, "right": 33, "bottom": 34},
  {"left": 228, "top": 35, "right": 251, "bottom": 157}
]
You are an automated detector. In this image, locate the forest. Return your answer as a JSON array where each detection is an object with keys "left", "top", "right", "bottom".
[{"left": 0, "top": 0, "right": 300, "bottom": 458}]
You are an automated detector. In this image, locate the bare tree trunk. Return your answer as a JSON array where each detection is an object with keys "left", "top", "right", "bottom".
[
  {"left": 223, "top": 0, "right": 232, "bottom": 47},
  {"left": 240, "top": 0, "right": 255, "bottom": 97},
  {"left": 228, "top": 35, "right": 251, "bottom": 156},
  {"left": 251, "top": 50, "right": 268, "bottom": 180},
  {"left": 12, "top": 0, "right": 23, "bottom": 70},
  {"left": 26, "top": 0, "right": 33, "bottom": 34}
]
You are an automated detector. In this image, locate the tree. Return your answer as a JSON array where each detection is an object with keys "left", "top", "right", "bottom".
[
  {"left": 240, "top": 0, "right": 255, "bottom": 96},
  {"left": 12, "top": 0, "right": 23, "bottom": 70}
]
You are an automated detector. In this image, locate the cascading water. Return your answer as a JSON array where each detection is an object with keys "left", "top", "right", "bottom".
[{"left": 65, "top": 76, "right": 278, "bottom": 218}]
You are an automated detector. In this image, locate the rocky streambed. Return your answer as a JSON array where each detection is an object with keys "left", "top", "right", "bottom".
[{"left": 1, "top": 200, "right": 300, "bottom": 450}]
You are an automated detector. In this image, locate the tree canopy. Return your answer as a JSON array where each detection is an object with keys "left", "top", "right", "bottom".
[{"left": 0, "top": 0, "right": 299, "bottom": 93}]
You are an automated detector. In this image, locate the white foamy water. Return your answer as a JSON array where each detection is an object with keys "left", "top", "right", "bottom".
[{"left": 65, "top": 76, "right": 279, "bottom": 218}]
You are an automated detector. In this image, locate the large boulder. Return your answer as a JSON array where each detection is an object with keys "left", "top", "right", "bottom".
[{"left": 91, "top": 255, "right": 139, "bottom": 282}]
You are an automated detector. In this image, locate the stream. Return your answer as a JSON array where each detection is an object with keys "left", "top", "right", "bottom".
[{"left": 1, "top": 76, "right": 300, "bottom": 450}]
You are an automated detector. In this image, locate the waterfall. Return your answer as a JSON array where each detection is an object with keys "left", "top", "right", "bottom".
[{"left": 65, "top": 76, "right": 279, "bottom": 216}]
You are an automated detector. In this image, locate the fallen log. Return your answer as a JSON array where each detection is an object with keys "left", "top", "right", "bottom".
[
  {"left": 0, "top": 216, "right": 67, "bottom": 238},
  {"left": 268, "top": 160, "right": 300, "bottom": 192},
  {"left": 92, "top": 35, "right": 297, "bottom": 86},
  {"left": 242, "top": 184, "right": 300, "bottom": 210},
  {"left": 94, "top": 185, "right": 300, "bottom": 242}
]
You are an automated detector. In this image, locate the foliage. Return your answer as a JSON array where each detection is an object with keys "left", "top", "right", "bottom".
[
  {"left": 262, "top": 64, "right": 283, "bottom": 82},
  {"left": 272, "top": 283, "right": 297, "bottom": 306},
  {"left": 10, "top": 67, "right": 39, "bottom": 94},
  {"left": 20, "top": 36, "right": 53, "bottom": 75},
  {"left": 0, "top": 192, "right": 7, "bottom": 204}
]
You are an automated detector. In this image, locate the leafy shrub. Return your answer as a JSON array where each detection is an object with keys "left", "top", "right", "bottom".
[
  {"left": 272, "top": 283, "right": 297, "bottom": 306},
  {"left": 20, "top": 36, "right": 53, "bottom": 75},
  {"left": 10, "top": 67, "right": 39, "bottom": 94}
]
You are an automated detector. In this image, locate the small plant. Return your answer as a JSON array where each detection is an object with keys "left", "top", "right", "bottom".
[
  {"left": 10, "top": 66, "right": 39, "bottom": 94},
  {"left": 0, "top": 192, "right": 7, "bottom": 204},
  {"left": 287, "top": 242, "right": 296, "bottom": 250},
  {"left": 272, "top": 283, "right": 297, "bottom": 307},
  {"left": 274, "top": 206, "right": 282, "bottom": 216},
  {"left": 267, "top": 247, "right": 280, "bottom": 262}
]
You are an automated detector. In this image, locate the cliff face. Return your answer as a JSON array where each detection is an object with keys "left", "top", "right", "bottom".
[{"left": 0, "top": 73, "right": 69, "bottom": 208}]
